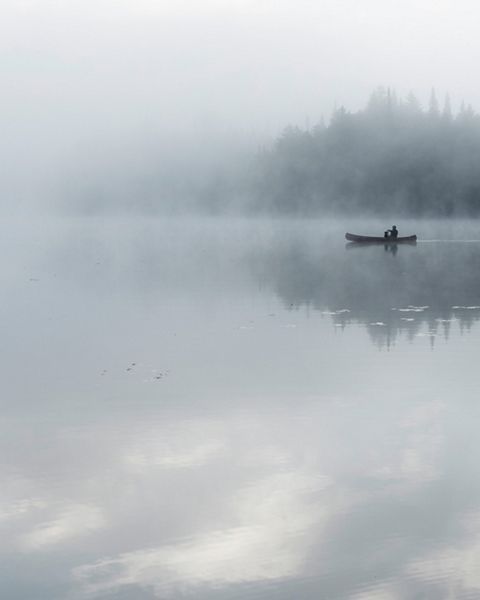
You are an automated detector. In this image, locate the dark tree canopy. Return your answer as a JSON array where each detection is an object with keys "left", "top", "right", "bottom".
[{"left": 252, "top": 88, "right": 480, "bottom": 216}]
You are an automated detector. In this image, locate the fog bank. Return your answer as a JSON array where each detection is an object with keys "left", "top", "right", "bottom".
[{"left": 3, "top": 1, "right": 480, "bottom": 215}]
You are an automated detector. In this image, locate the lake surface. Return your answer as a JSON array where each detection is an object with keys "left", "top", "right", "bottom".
[{"left": 3, "top": 216, "right": 480, "bottom": 599}]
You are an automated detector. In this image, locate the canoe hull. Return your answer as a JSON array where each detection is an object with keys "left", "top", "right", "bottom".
[{"left": 345, "top": 233, "right": 417, "bottom": 243}]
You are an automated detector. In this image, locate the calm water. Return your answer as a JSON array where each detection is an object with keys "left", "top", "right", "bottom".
[{"left": 3, "top": 217, "right": 480, "bottom": 599}]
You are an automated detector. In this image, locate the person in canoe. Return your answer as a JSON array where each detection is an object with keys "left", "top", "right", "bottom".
[{"left": 384, "top": 225, "right": 399, "bottom": 239}]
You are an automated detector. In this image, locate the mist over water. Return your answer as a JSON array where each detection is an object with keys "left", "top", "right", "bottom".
[{"left": 3, "top": 216, "right": 480, "bottom": 599}]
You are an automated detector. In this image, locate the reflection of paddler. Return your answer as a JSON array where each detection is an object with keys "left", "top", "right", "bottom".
[{"left": 384, "top": 243, "right": 398, "bottom": 255}]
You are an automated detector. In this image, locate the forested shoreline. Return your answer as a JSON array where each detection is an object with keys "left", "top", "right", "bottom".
[
  {"left": 57, "top": 89, "right": 480, "bottom": 218},
  {"left": 249, "top": 89, "right": 480, "bottom": 216}
]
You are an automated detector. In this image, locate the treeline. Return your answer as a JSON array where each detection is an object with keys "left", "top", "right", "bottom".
[{"left": 251, "top": 88, "right": 480, "bottom": 216}]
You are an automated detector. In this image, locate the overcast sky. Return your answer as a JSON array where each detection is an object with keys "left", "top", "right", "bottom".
[
  {"left": 3, "top": 0, "right": 480, "bottom": 133},
  {"left": 2, "top": 0, "right": 480, "bottom": 206}
]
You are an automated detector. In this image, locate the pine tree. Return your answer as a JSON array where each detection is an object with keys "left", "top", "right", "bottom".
[
  {"left": 405, "top": 92, "right": 422, "bottom": 114},
  {"left": 442, "top": 94, "right": 452, "bottom": 122},
  {"left": 429, "top": 88, "right": 440, "bottom": 118}
]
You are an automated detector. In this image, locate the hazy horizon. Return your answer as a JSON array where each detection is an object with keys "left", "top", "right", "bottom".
[{"left": 3, "top": 0, "right": 480, "bottom": 212}]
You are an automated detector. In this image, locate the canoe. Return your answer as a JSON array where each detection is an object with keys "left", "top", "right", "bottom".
[{"left": 345, "top": 233, "right": 417, "bottom": 243}]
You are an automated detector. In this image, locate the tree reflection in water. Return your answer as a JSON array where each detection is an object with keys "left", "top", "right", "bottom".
[{"left": 248, "top": 238, "right": 480, "bottom": 348}]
